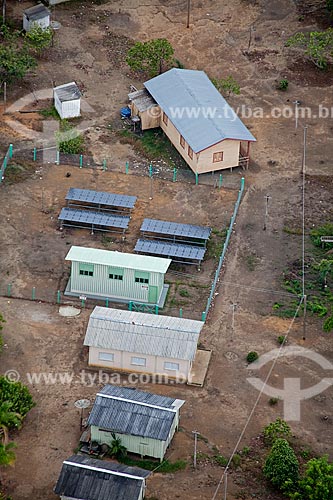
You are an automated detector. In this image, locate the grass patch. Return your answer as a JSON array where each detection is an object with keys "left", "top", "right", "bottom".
[
  {"left": 39, "top": 105, "right": 60, "bottom": 120},
  {"left": 283, "top": 226, "right": 303, "bottom": 235},
  {"left": 120, "top": 455, "right": 187, "bottom": 473},
  {"left": 3, "top": 162, "right": 36, "bottom": 184},
  {"left": 206, "top": 228, "right": 227, "bottom": 260}
]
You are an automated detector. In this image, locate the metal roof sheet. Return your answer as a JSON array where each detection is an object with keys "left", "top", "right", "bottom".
[
  {"left": 53, "top": 82, "right": 81, "bottom": 102},
  {"left": 24, "top": 4, "right": 50, "bottom": 20},
  {"left": 135, "top": 239, "right": 206, "bottom": 262},
  {"left": 65, "top": 246, "right": 171, "bottom": 274},
  {"left": 84, "top": 306, "right": 203, "bottom": 360},
  {"left": 87, "top": 386, "right": 183, "bottom": 440},
  {"left": 144, "top": 68, "right": 256, "bottom": 153},
  {"left": 140, "top": 218, "right": 211, "bottom": 240},
  {"left": 99, "top": 384, "right": 184, "bottom": 409},
  {"left": 58, "top": 208, "right": 130, "bottom": 229},
  {"left": 66, "top": 188, "right": 137, "bottom": 209},
  {"left": 128, "top": 89, "right": 157, "bottom": 112},
  {"left": 54, "top": 455, "right": 149, "bottom": 500}
]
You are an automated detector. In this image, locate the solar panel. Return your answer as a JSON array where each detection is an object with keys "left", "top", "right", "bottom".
[
  {"left": 66, "top": 188, "right": 137, "bottom": 210},
  {"left": 140, "top": 218, "right": 211, "bottom": 241},
  {"left": 135, "top": 239, "right": 206, "bottom": 262},
  {"left": 58, "top": 208, "right": 130, "bottom": 229}
]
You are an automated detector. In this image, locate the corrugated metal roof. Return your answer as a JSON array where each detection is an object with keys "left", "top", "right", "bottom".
[
  {"left": 140, "top": 218, "right": 211, "bottom": 240},
  {"left": 54, "top": 82, "right": 81, "bottom": 102},
  {"left": 144, "top": 68, "right": 256, "bottom": 153},
  {"left": 58, "top": 208, "right": 130, "bottom": 229},
  {"left": 65, "top": 246, "right": 171, "bottom": 274},
  {"left": 84, "top": 306, "right": 203, "bottom": 360},
  {"left": 135, "top": 239, "right": 206, "bottom": 262},
  {"left": 128, "top": 89, "right": 157, "bottom": 112},
  {"left": 66, "top": 188, "right": 137, "bottom": 209},
  {"left": 54, "top": 455, "right": 149, "bottom": 500},
  {"left": 87, "top": 385, "right": 185, "bottom": 440},
  {"left": 24, "top": 4, "right": 50, "bottom": 20}
]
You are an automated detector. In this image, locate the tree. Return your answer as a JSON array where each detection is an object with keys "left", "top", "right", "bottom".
[
  {"left": 0, "top": 377, "right": 35, "bottom": 418},
  {"left": 263, "top": 418, "right": 291, "bottom": 445},
  {"left": 264, "top": 438, "right": 299, "bottom": 491},
  {"left": 211, "top": 75, "right": 240, "bottom": 96},
  {"left": 0, "top": 402, "right": 22, "bottom": 446},
  {"left": 109, "top": 433, "right": 127, "bottom": 459},
  {"left": 25, "top": 25, "right": 53, "bottom": 56},
  {"left": 0, "top": 43, "right": 36, "bottom": 88},
  {"left": 286, "top": 29, "right": 333, "bottom": 69},
  {"left": 315, "top": 259, "right": 333, "bottom": 287},
  {"left": 0, "top": 442, "right": 15, "bottom": 467},
  {"left": 126, "top": 38, "right": 174, "bottom": 76},
  {"left": 290, "top": 456, "right": 333, "bottom": 500}
]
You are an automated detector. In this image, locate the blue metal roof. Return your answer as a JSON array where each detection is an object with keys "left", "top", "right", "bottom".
[
  {"left": 135, "top": 239, "right": 206, "bottom": 263},
  {"left": 144, "top": 69, "right": 256, "bottom": 153}
]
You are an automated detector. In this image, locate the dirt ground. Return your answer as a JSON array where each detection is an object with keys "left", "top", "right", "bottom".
[{"left": 1, "top": 0, "right": 333, "bottom": 499}]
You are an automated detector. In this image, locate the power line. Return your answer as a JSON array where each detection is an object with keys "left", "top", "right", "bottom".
[
  {"left": 211, "top": 297, "right": 304, "bottom": 500},
  {"left": 302, "top": 126, "right": 308, "bottom": 341}
]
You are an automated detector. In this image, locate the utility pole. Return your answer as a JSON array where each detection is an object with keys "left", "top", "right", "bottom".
[
  {"left": 302, "top": 125, "right": 308, "bottom": 340},
  {"left": 2, "top": 0, "right": 6, "bottom": 25},
  {"left": 186, "top": 0, "right": 190, "bottom": 28},
  {"left": 224, "top": 470, "right": 228, "bottom": 500},
  {"left": 3, "top": 82, "right": 6, "bottom": 114},
  {"left": 293, "top": 100, "right": 301, "bottom": 130},
  {"left": 192, "top": 430, "right": 199, "bottom": 468},
  {"left": 231, "top": 303, "right": 237, "bottom": 340},
  {"left": 263, "top": 194, "right": 271, "bottom": 231}
]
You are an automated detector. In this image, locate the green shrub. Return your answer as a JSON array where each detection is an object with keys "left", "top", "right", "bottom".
[
  {"left": 263, "top": 418, "right": 291, "bottom": 445},
  {"left": 232, "top": 454, "right": 241, "bottom": 467},
  {"left": 56, "top": 120, "right": 84, "bottom": 154},
  {"left": 323, "top": 315, "right": 333, "bottom": 332},
  {"left": 269, "top": 397, "right": 279, "bottom": 406},
  {"left": 289, "top": 455, "right": 333, "bottom": 500},
  {"left": 277, "top": 78, "right": 289, "bottom": 90},
  {"left": 214, "top": 454, "right": 228, "bottom": 466},
  {"left": 310, "top": 224, "right": 333, "bottom": 248},
  {"left": 0, "top": 377, "right": 35, "bottom": 418},
  {"left": 246, "top": 351, "right": 259, "bottom": 363},
  {"left": 278, "top": 335, "right": 287, "bottom": 345},
  {"left": 179, "top": 289, "right": 190, "bottom": 298},
  {"left": 264, "top": 438, "right": 299, "bottom": 491}
]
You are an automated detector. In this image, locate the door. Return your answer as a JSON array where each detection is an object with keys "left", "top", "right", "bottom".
[{"left": 148, "top": 285, "right": 158, "bottom": 304}]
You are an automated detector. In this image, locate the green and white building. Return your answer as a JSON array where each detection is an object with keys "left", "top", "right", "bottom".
[
  {"left": 87, "top": 385, "right": 185, "bottom": 461},
  {"left": 64, "top": 246, "right": 171, "bottom": 307}
]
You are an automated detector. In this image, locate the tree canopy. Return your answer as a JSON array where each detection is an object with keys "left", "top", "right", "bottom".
[
  {"left": 289, "top": 456, "right": 333, "bottom": 500},
  {"left": 126, "top": 38, "right": 174, "bottom": 77},
  {"left": 263, "top": 438, "right": 299, "bottom": 491},
  {"left": 286, "top": 28, "right": 333, "bottom": 69}
]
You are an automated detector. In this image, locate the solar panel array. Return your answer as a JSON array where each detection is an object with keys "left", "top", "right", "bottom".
[
  {"left": 135, "top": 239, "right": 205, "bottom": 263},
  {"left": 58, "top": 208, "right": 130, "bottom": 230},
  {"left": 140, "top": 218, "right": 211, "bottom": 241},
  {"left": 66, "top": 188, "right": 137, "bottom": 210}
]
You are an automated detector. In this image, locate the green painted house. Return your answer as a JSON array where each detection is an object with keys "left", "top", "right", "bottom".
[{"left": 64, "top": 246, "right": 171, "bottom": 307}]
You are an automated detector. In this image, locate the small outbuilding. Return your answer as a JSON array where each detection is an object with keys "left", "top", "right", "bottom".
[
  {"left": 23, "top": 4, "right": 50, "bottom": 32},
  {"left": 87, "top": 385, "right": 185, "bottom": 461},
  {"left": 54, "top": 454, "right": 150, "bottom": 500},
  {"left": 54, "top": 82, "right": 81, "bottom": 119},
  {"left": 128, "top": 89, "right": 160, "bottom": 130},
  {"left": 84, "top": 306, "right": 204, "bottom": 381},
  {"left": 65, "top": 246, "right": 171, "bottom": 307}
]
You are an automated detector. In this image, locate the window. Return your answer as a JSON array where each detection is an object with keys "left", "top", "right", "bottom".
[
  {"left": 163, "top": 112, "right": 168, "bottom": 125},
  {"left": 213, "top": 151, "right": 224, "bottom": 163},
  {"left": 109, "top": 267, "right": 124, "bottom": 281},
  {"left": 98, "top": 352, "right": 114, "bottom": 362},
  {"left": 164, "top": 362, "right": 180, "bottom": 371},
  {"left": 131, "top": 356, "right": 146, "bottom": 366},
  {"left": 134, "top": 271, "right": 149, "bottom": 284},
  {"left": 188, "top": 146, "right": 193, "bottom": 159},
  {"left": 79, "top": 263, "right": 94, "bottom": 277},
  {"left": 180, "top": 135, "right": 185, "bottom": 149}
]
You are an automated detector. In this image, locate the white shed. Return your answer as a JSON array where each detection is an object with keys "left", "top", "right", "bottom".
[
  {"left": 23, "top": 4, "right": 50, "bottom": 32},
  {"left": 53, "top": 82, "right": 81, "bottom": 119}
]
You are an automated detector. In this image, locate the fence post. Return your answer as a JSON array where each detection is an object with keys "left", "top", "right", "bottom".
[
  {"left": 3, "top": 156, "right": 7, "bottom": 170},
  {"left": 56, "top": 290, "right": 61, "bottom": 304},
  {"left": 55, "top": 150, "right": 60, "bottom": 165},
  {"left": 105, "top": 298, "right": 109, "bottom": 307},
  {"left": 201, "top": 311, "right": 206, "bottom": 321},
  {"left": 79, "top": 155, "right": 83, "bottom": 168},
  {"left": 179, "top": 308, "right": 183, "bottom": 318},
  {"left": 129, "top": 301, "right": 133, "bottom": 311},
  {"left": 149, "top": 164, "right": 153, "bottom": 177},
  {"left": 33, "top": 148, "right": 37, "bottom": 161},
  {"left": 195, "top": 172, "right": 199, "bottom": 185},
  {"left": 7, "top": 284, "right": 11, "bottom": 297},
  {"left": 218, "top": 174, "right": 223, "bottom": 188},
  {"left": 155, "top": 305, "right": 159, "bottom": 315},
  {"left": 32, "top": 287, "right": 36, "bottom": 300},
  {"left": 9, "top": 144, "right": 13, "bottom": 159},
  {"left": 103, "top": 159, "right": 107, "bottom": 171},
  {"left": 125, "top": 161, "right": 129, "bottom": 174},
  {"left": 173, "top": 168, "right": 177, "bottom": 182},
  {"left": 241, "top": 176, "right": 245, "bottom": 190},
  {"left": 81, "top": 297, "right": 85, "bottom": 308}
]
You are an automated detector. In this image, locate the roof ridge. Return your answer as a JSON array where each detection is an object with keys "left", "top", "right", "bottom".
[{"left": 63, "top": 460, "right": 146, "bottom": 481}]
